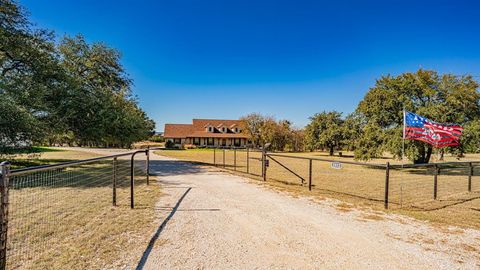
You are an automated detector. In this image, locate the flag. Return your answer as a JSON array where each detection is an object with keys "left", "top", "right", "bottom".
[{"left": 404, "top": 111, "right": 463, "bottom": 148}]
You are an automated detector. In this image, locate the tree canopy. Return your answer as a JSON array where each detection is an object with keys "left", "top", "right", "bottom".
[
  {"left": 0, "top": 0, "right": 154, "bottom": 153},
  {"left": 354, "top": 69, "right": 480, "bottom": 163},
  {"left": 303, "top": 70, "right": 480, "bottom": 163},
  {"left": 241, "top": 113, "right": 304, "bottom": 151},
  {"left": 304, "top": 111, "right": 344, "bottom": 155}
]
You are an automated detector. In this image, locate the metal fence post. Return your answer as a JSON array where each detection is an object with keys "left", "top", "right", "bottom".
[
  {"left": 113, "top": 158, "right": 117, "bottom": 206},
  {"left": 246, "top": 148, "right": 250, "bottom": 174},
  {"left": 234, "top": 148, "right": 237, "bottom": 171},
  {"left": 130, "top": 153, "right": 136, "bottom": 209},
  {"left": 262, "top": 150, "right": 266, "bottom": 181},
  {"left": 261, "top": 150, "right": 265, "bottom": 179},
  {"left": 384, "top": 162, "right": 390, "bottom": 209},
  {"left": 223, "top": 149, "right": 225, "bottom": 168},
  {"left": 434, "top": 165, "right": 438, "bottom": 200},
  {"left": 0, "top": 162, "right": 11, "bottom": 270},
  {"left": 146, "top": 146, "right": 150, "bottom": 185},
  {"left": 468, "top": 162, "right": 473, "bottom": 192},
  {"left": 213, "top": 147, "right": 216, "bottom": 166},
  {"left": 308, "top": 159, "right": 312, "bottom": 191}
]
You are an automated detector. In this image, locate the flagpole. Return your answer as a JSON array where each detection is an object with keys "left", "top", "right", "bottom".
[
  {"left": 401, "top": 107, "right": 406, "bottom": 208},
  {"left": 402, "top": 108, "right": 406, "bottom": 163}
]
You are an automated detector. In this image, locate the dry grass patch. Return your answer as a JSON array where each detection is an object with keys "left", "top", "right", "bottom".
[
  {"left": 7, "top": 156, "right": 162, "bottom": 269},
  {"left": 157, "top": 149, "right": 480, "bottom": 229},
  {"left": 132, "top": 141, "right": 165, "bottom": 149},
  {"left": 359, "top": 213, "right": 385, "bottom": 221},
  {"left": 9, "top": 147, "right": 105, "bottom": 169},
  {"left": 335, "top": 202, "right": 355, "bottom": 213}
]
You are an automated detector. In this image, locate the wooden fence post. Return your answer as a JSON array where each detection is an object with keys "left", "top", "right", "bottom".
[
  {"left": 308, "top": 159, "right": 313, "bottom": 191},
  {"left": 384, "top": 162, "right": 390, "bottom": 209},
  {"left": 113, "top": 157, "right": 117, "bottom": 206},
  {"left": 0, "top": 162, "right": 10, "bottom": 270},
  {"left": 468, "top": 162, "right": 473, "bottom": 192},
  {"left": 433, "top": 165, "right": 438, "bottom": 200}
]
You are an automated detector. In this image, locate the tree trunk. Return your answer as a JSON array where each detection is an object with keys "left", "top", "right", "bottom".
[
  {"left": 329, "top": 146, "right": 334, "bottom": 156},
  {"left": 438, "top": 149, "right": 444, "bottom": 161},
  {"left": 414, "top": 145, "right": 433, "bottom": 164},
  {"left": 425, "top": 145, "right": 433, "bottom": 163}
]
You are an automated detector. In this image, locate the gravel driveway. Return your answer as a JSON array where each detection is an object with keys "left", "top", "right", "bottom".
[{"left": 63, "top": 148, "right": 480, "bottom": 269}]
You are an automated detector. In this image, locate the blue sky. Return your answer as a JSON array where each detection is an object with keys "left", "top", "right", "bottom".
[{"left": 22, "top": 0, "right": 480, "bottom": 131}]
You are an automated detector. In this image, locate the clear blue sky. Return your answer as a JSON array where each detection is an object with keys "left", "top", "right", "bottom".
[{"left": 22, "top": 0, "right": 480, "bottom": 131}]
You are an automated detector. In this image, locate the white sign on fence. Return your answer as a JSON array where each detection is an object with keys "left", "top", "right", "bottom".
[{"left": 331, "top": 162, "right": 342, "bottom": 169}]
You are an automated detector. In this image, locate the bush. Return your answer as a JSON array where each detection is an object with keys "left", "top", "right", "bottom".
[
  {"left": 149, "top": 134, "right": 165, "bottom": 143},
  {"left": 165, "top": 140, "right": 175, "bottom": 149},
  {"left": 184, "top": 144, "right": 196, "bottom": 149}
]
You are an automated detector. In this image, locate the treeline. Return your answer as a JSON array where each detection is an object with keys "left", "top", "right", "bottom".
[
  {"left": 243, "top": 70, "right": 480, "bottom": 164},
  {"left": 0, "top": 0, "right": 154, "bottom": 152},
  {"left": 241, "top": 114, "right": 305, "bottom": 152}
]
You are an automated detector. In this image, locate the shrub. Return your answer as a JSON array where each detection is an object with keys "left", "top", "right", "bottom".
[{"left": 165, "top": 140, "right": 175, "bottom": 149}]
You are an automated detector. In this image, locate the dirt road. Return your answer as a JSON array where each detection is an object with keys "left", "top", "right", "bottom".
[{"left": 67, "top": 148, "right": 480, "bottom": 269}]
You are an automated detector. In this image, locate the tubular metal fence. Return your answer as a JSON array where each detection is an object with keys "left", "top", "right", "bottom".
[
  {"left": 0, "top": 148, "right": 155, "bottom": 269},
  {"left": 196, "top": 147, "right": 480, "bottom": 211},
  {"left": 2, "top": 146, "right": 479, "bottom": 268}
]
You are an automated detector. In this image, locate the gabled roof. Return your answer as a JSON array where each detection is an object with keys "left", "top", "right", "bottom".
[
  {"left": 192, "top": 119, "right": 244, "bottom": 129},
  {"left": 164, "top": 119, "right": 248, "bottom": 139},
  {"left": 164, "top": 124, "right": 195, "bottom": 138},
  {"left": 188, "top": 132, "right": 249, "bottom": 138}
]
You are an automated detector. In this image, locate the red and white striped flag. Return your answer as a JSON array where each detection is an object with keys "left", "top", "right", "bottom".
[{"left": 404, "top": 111, "right": 463, "bottom": 148}]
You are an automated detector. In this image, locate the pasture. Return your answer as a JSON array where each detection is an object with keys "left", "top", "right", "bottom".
[
  {"left": 6, "top": 149, "right": 162, "bottom": 269},
  {"left": 157, "top": 149, "right": 480, "bottom": 229}
]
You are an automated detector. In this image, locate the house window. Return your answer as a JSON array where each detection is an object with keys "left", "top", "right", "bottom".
[
  {"left": 207, "top": 138, "right": 214, "bottom": 145},
  {"left": 234, "top": 138, "right": 242, "bottom": 146},
  {"left": 193, "top": 138, "right": 200, "bottom": 145},
  {"left": 174, "top": 138, "right": 181, "bottom": 144},
  {"left": 222, "top": 127, "right": 226, "bottom": 133}
]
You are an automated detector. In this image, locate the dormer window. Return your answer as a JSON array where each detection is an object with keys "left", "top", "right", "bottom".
[
  {"left": 206, "top": 125, "right": 213, "bottom": 132},
  {"left": 222, "top": 127, "right": 226, "bottom": 133}
]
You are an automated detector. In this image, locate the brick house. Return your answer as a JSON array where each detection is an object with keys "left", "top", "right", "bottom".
[{"left": 164, "top": 119, "right": 250, "bottom": 148}]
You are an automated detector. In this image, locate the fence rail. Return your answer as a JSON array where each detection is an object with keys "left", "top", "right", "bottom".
[
  {"left": 3, "top": 146, "right": 479, "bottom": 268},
  {"left": 192, "top": 147, "right": 480, "bottom": 212},
  {"left": 0, "top": 147, "right": 159, "bottom": 269}
]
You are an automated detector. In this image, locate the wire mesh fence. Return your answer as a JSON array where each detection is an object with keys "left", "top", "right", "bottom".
[
  {"left": 389, "top": 163, "right": 480, "bottom": 210},
  {"left": 210, "top": 148, "right": 263, "bottom": 176},
  {"left": 262, "top": 153, "right": 480, "bottom": 210},
  {"left": 1, "top": 150, "right": 150, "bottom": 269},
  {"left": 153, "top": 147, "right": 479, "bottom": 212}
]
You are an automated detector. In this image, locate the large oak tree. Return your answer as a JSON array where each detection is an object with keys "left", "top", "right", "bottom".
[
  {"left": 1, "top": 0, "right": 155, "bottom": 153},
  {"left": 304, "top": 111, "right": 344, "bottom": 156},
  {"left": 354, "top": 69, "right": 480, "bottom": 163}
]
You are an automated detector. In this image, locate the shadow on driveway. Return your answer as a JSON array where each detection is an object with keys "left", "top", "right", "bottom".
[
  {"left": 135, "top": 187, "right": 192, "bottom": 270},
  {"left": 149, "top": 160, "right": 206, "bottom": 177}
]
